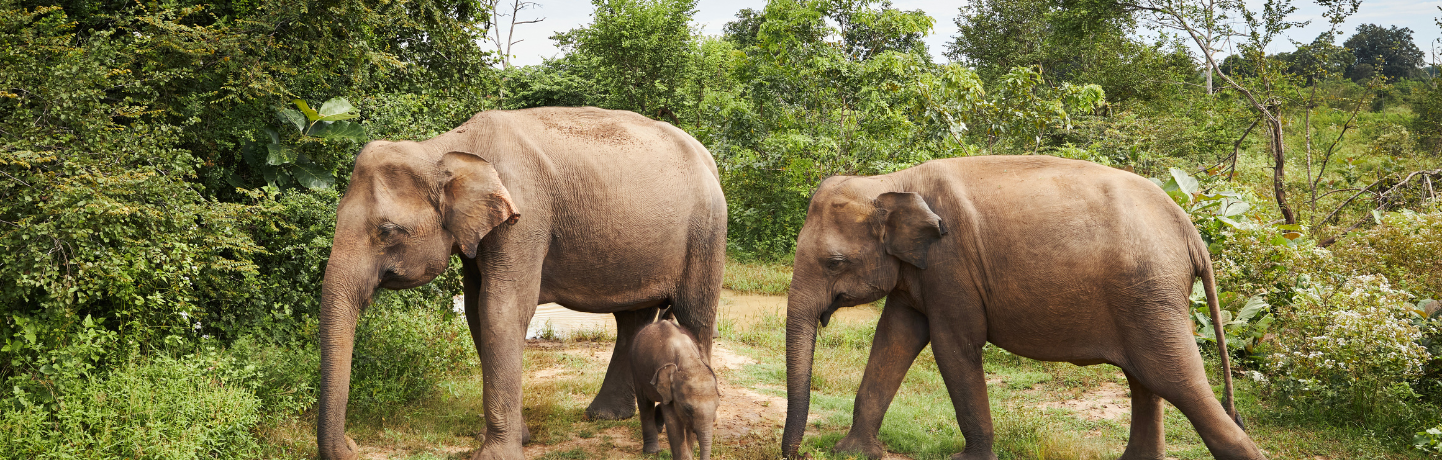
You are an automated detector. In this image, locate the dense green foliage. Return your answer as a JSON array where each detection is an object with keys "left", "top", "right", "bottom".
[{"left": 2, "top": 0, "right": 1441, "bottom": 456}]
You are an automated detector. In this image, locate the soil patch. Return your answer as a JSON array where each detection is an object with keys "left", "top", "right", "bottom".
[{"left": 1033, "top": 381, "right": 1131, "bottom": 422}]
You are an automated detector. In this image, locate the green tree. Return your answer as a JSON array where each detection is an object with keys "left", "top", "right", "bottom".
[
  {"left": 1278, "top": 31, "right": 1354, "bottom": 84},
  {"left": 1344, "top": 24, "right": 1425, "bottom": 82},
  {"left": 559, "top": 0, "right": 700, "bottom": 124},
  {"left": 947, "top": 0, "right": 1195, "bottom": 104}
]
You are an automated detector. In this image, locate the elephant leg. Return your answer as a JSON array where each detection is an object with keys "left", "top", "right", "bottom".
[
  {"left": 463, "top": 246, "right": 544, "bottom": 460},
  {"left": 835, "top": 297, "right": 930, "bottom": 459},
  {"left": 670, "top": 236, "right": 723, "bottom": 365},
  {"left": 1119, "top": 370, "right": 1165, "bottom": 460},
  {"left": 929, "top": 320, "right": 998, "bottom": 460},
  {"left": 1122, "top": 331, "right": 1264, "bottom": 460},
  {"left": 586, "top": 306, "right": 658, "bottom": 420},
  {"left": 637, "top": 393, "right": 661, "bottom": 454},
  {"left": 661, "top": 404, "right": 694, "bottom": 460}
]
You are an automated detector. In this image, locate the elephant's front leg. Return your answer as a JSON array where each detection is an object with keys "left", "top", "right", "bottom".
[
  {"left": 463, "top": 253, "right": 542, "bottom": 460},
  {"left": 929, "top": 319, "right": 998, "bottom": 460},
  {"left": 835, "top": 297, "right": 931, "bottom": 459},
  {"left": 586, "top": 307, "right": 658, "bottom": 420}
]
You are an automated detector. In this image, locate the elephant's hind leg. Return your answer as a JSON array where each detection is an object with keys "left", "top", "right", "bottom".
[
  {"left": 1118, "top": 370, "right": 1165, "bottom": 460},
  {"left": 1124, "top": 344, "right": 1265, "bottom": 459},
  {"left": 586, "top": 306, "right": 660, "bottom": 420}
]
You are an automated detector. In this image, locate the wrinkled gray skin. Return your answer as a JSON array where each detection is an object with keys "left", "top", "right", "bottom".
[
  {"left": 782, "top": 156, "right": 1264, "bottom": 460},
  {"left": 317, "top": 107, "right": 725, "bottom": 460},
  {"left": 631, "top": 311, "right": 720, "bottom": 460}
]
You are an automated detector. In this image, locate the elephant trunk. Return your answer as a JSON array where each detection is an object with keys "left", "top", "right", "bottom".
[
  {"left": 697, "top": 425, "right": 714, "bottom": 460},
  {"left": 781, "top": 293, "right": 821, "bottom": 459},
  {"left": 316, "top": 255, "right": 377, "bottom": 460}
]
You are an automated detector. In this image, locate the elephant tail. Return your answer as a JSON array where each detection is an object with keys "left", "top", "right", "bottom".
[{"left": 1191, "top": 235, "right": 1243, "bottom": 430}]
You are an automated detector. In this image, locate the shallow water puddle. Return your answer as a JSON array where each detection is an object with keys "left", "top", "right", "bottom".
[{"left": 452, "top": 289, "right": 881, "bottom": 339}]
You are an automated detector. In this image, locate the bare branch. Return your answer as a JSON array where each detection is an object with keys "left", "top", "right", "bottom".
[{"left": 1318, "top": 168, "right": 1442, "bottom": 247}]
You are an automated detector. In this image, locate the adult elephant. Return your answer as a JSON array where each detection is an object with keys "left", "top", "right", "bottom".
[
  {"left": 317, "top": 107, "right": 725, "bottom": 460},
  {"left": 781, "top": 156, "right": 1264, "bottom": 460}
]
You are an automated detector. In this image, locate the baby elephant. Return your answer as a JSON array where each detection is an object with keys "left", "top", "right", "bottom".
[{"left": 630, "top": 310, "right": 719, "bottom": 460}]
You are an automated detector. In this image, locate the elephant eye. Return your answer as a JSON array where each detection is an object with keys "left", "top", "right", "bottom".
[
  {"left": 824, "top": 256, "right": 847, "bottom": 271},
  {"left": 378, "top": 222, "right": 407, "bottom": 238}
]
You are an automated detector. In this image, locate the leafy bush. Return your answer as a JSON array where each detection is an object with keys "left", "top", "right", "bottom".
[
  {"left": 349, "top": 290, "right": 473, "bottom": 412},
  {"left": 1418, "top": 424, "right": 1442, "bottom": 453},
  {"left": 1267, "top": 275, "right": 1432, "bottom": 419},
  {"left": 225, "top": 333, "right": 320, "bottom": 420},
  {"left": 0, "top": 353, "right": 263, "bottom": 460},
  {"left": 1331, "top": 208, "right": 1442, "bottom": 301}
]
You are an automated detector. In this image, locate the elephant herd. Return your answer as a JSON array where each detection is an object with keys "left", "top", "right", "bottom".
[{"left": 316, "top": 107, "right": 1266, "bottom": 460}]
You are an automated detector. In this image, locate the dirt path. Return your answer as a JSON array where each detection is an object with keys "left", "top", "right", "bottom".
[{"left": 519, "top": 340, "right": 917, "bottom": 459}]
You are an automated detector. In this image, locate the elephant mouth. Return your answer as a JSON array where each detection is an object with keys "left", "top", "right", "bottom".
[{"left": 818, "top": 294, "right": 849, "bottom": 327}]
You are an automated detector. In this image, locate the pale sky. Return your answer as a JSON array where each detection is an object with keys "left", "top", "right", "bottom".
[{"left": 495, "top": 0, "right": 1442, "bottom": 68}]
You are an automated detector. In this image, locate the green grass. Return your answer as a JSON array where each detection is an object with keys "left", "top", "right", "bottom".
[
  {"left": 252, "top": 297, "right": 1432, "bottom": 460},
  {"left": 724, "top": 257, "right": 794, "bottom": 295},
  {"left": 718, "top": 308, "right": 1429, "bottom": 459}
]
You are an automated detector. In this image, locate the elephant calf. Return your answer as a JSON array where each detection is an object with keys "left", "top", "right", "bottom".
[{"left": 630, "top": 310, "right": 719, "bottom": 460}]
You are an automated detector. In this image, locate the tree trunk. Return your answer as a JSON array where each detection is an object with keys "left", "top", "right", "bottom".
[{"left": 1267, "top": 112, "right": 1297, "bottom": 224}]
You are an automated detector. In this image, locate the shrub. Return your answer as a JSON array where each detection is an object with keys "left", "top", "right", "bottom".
[
  {"left": 0, "top": 353, "right": 263, "bottom": 460},
  {"left": 1331, "top": 208, "right": 1442, "bottom": 301},
  {"left": 349, "top": 289, "right": 473, "bottom": 412},
  {"left": 1266, "top": 275, "right": 1432, "bottom": 419}
]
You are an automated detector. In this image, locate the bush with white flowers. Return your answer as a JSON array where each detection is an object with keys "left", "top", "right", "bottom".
[{"left": 1268, "top": 274, "right": 1432, "bottom": 414}]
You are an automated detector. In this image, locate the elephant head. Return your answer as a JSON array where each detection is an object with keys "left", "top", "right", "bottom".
[
  {"left": 652, "top": 362, "right": 720, "bottom": 460},
  {"left": 781, "top": 177, "right": 945, "bottom": 458},
  {"left": 317, "top": 141, "right": 519, "bottom": 460}
]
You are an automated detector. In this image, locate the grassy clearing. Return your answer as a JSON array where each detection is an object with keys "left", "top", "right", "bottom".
[
  {"left": 256, "top": 301, "right": 1429, "bottom": 459},
  {"left": 724, "top": 257, "right": 794, "bottom": 295}
]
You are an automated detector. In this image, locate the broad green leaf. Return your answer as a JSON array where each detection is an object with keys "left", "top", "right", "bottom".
[
  {"left": 318, "top": 97, "right": 359, "bottom": 121},
  {"left": 294, "top": 163, "right": 335, "bottom": 189},
  {"left": 225, "top": 172, "right": 247, "bottom": 189},
  {"left": 1235, "top": 296, "right": 1268, "bottom": 323},
  {"left": 240, "top": 140, "right": 261, "bottom": 167},
  {"left": 265, "top": 128, "right": 280, "bottom": 145},
  {"left": 292, "top": 99, "right": 321, "bottom": 121},
  {"left": 266, "top": 143, "right": 296, "bottom": 165},
  {"left": 319, "top": 120, "right": 367, "bottom": 141},
  {"left": 1219, "top": 200, "right": 1250, "bottom": 217},
  {"left": 262, "top": 165, "right": 280, "bottom": 185},
  {"left": 277, "top": 108, "right": 307, "bottom": 133},
  {"left": 1169, "top": 167, "right": 1199, "bottom": 196}
]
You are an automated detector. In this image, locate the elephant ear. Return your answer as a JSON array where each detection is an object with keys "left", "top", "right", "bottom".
[
  {"left": 874, "top": 192, "right": 947, "bottom": 269},
  {"left": 651, "top": 363, "right": 678, "bottom": 405},
  {"left": 439, "top": 151, "right": 520, "bottom": 258}
]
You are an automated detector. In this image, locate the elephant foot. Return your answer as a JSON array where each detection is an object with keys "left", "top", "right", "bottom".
[
  {"left": 949, "top": 451, "right": 999, "bottom": 460},
  {"left": 320, "top": 435, "right": 359, "bottom": 460},
  {"left": 521, "top": 424, "right": 531, "bottom": 445},
  {"left": 1117, "top": 440, "right": 1165, "bottom": 460},
  {"left": 643, "top": 442, "right": 660, "bottom": 454},
  {"left": 469, "top": 441, "right": 524, "bottom": 460},
  {"left": 833, "top": 434, "right": 884, "bottom": 459},
  {"left": 585, "top": 398, "right": 637, "bottom": 420}
]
